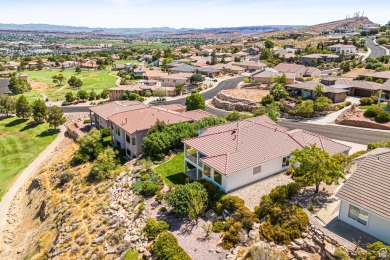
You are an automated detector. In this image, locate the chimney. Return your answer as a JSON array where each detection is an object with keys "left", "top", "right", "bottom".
[{"left": 122, "top": 117, "right": 127, "bottom": 125}]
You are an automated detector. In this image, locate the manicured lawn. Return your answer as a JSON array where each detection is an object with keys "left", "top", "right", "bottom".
[
  {"left": 22, "top": 69, "right": 117, "bottom": 101},
  {"left": 154, "top": 152, "right": 187, "bottom": 186},
  {"left": 0, "top": 116, "right": 58, "bottom": 200},
  {"left": 359, "top": 103, "right": 390, "bottom": 110}
]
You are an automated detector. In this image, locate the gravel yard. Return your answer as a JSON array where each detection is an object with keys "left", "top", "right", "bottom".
[
  {"left": 222, "top": 88, "right": 270, "bottom": 102},
  {"left": 230, "top": 172, "right": 293, "bottom": 211}
]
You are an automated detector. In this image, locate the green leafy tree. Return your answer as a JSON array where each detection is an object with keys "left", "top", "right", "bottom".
[
  {"left": 211, "top": 51, "right": 217, "bottom": 65},
  {"left": 165, "top": 182, "right": 208, "bottom": 218},
  {"left": 264, "top": 39, "right": 275, "bottom": 48},
  {"left": 68, "top": 76, "right": 83, "bottom": 88},
  {"left": 143, "top": 218, "right": 170, "bottom": 240},
  {"left": 100, "top": 89, "right": 109, "bottom": 99},
  {"left": 76, "top": 128, "right": 103, "bottom": 161},
  {"left": 314, "top": 96, "right": 333, "bottom": 112},
  {"left": 175, "top": 84, "right": 183, "bottom": 96},
  {"left": 77, "top": 89, "right": 89, "bottom": 101},
  {"left": 88, "top": 147, "right": 118, "bottom": 182},
  {"left": 190, "top": 74, "right": 203, "bottom": 84},
  {"left": 289, "top": 144, "right": 345, "bottom": 194},
  {"left": 15, "top": 95, "right": 31, "bottom": 118},
  {"left": 75, "top": 65, "right": 81, "bottom": 73},
  {"left": 8, "top": 76, "right": 32, "bottom": 94},
  {"left": 31, "top": 99, "right": 47, "bottom": 123},
  {"left": 314, "top": 84, "right": 324, "bottom": 97},
  {"left": 0, "top": 95, "right": 16, "bottom": 116},
  {"left": 52, "top": 73, "right": 65, "bottom": 86},
  {"left": 128, "top": 93, "right": 137, "bottom": 101},
  {"left": 185, "top": 92, "right": 205, "bottom": 111},
  {"left": 65, "top": 92, "right": 76, "bottom": 103},
  {"left": 47, "top": 105, "right": 66, "bottom": 129},
  {"left": 266, "top": 103, "right": 280, "bottom": 122},
  {"left": 89, "top": 90, "right": 97, "bottom": 101}
]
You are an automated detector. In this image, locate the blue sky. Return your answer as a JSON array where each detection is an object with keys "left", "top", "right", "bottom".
[{"left": 0, "top": 0, "right": 388, "bottom": 28}]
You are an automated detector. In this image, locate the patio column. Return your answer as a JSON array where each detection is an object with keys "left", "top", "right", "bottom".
[
  {"left": 378, "top": 90, "right": 383, "bottom": 108},
  {"left": 183, "top": 144, "right": 187, "bottom": 174},
  {"left": 196, "top": 151, "right": 200, "bottom": 180}
]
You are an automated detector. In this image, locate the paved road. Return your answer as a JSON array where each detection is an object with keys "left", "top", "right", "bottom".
[
  {"left": 60, "top": 106, "right": 91, "bottom": 113},
  {"left": 279, "top": 120, "right": 390, "bottom": 145},
  {"left": 166, "top": 77, "right": 245, "bottom": 106},
  {"left": 0, "top": 126, "right": 66, "bottom": 235},
  {"left": 366, "top": 37, "right": 387, "bottom": 58}
]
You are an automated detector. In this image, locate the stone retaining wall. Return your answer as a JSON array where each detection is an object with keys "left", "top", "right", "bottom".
[{"left": 212, "top": 91, "right": 260, "bottom": 112}]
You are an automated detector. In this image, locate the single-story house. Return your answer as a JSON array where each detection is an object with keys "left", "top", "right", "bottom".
[
  {"left": 196, "top": 67, "right": 221, "bottom": 77},
  {"left": 168, "top": 64, "right": 198, "bottom": 74},
  {"left": 332, "top": 79, "right": 381, "bottom": 97},
  {"left": 109, "top": 107, "right": 213, "bottom": 159},
  {"left": 4, "top": 61, "right": 20, "bottom": 70},
  {"left": 327, "top": 44, "right": 356, "bottom": 55},
  {"left": 62, "top": 61, "right": 78, "bottom": 69},
  {"left": 301, "top": 54, "right": 340, "bottom": 66},
  {"left": 0, "top": 78, "right": 12, "bottom": 96},
  {"left": 144, "top": 70, "right": 168, "bottom": 80},
  {"left": 89, "top": 101, "right": 147, "bottom": 128},
  {"left": 337, "top": 148, "right": 390, "bottom": 244},
  {"left": 210, "top": 63, "right": 245, "bottom": 74},
  {"left": 183, "top": 116, "right": 350, "bottom": 192},
  {"left": 80, "top": 61, "right": 98, "bottom": 70},
  {"left": 274, "top": 63, "right": 308, "bottom": 78},
  {"left": 132, "top": 67, "right": 147, "bottom": 77},
  {"left": 252, "top": 69, "right": 295, "bottom": 84},
  {"left": 231, "top": 61, "right": 267, "bottom": 72},
  {"left": 378, "top": 79, "right": 390, "bottom": 106},
  {"left": 286, "top": 81, "right": 348, "bottom": 103},
  {"left": 362, "top": 71, "right": 390, "bottom": 82},
  {"left": 245, "top": 47, "right": 260, "bottom": 56},
  {"left": 112, "top": 64, "right": 128, "bottom": 71},
  {"left": 305, "top": 67, "right": 321, "bottom": 77}
]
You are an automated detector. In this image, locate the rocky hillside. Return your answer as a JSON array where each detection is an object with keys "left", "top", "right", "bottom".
[{"left": 256, "top": 17, "right": 374, "bottom": 38}]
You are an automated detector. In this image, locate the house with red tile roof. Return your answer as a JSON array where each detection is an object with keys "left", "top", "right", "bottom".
[
  {"left": 337, "top": 148, "right": 390, "bottom": 244},
  {"left": 108, "top": 107, "right": 214, "bottom": 159},
  {"left": 183, "top": 116, "right": 350, "bottom": 192}
]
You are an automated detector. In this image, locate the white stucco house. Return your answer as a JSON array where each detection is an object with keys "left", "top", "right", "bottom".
[
  {"left": 327, "top": 44, "right": 357, "bottom": 55},
  {"left": 337, "top": 148, "right": 390, "bottom": 244},
  {"left": 182, "top": 116, "right": 351, "bottom": 193}
]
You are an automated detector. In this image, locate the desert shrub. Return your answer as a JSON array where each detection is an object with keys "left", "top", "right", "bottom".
[
  {"left": 360, "top": 97, "right": 374, "bottom": 106},
  {"left": 254, "top": 183, "right": 308, "bottom": 245},
  {"left": 145, "top": 91, "right": 152, "bottom": 97},
  {"left": 220, "top": 221, "right": 243, "bottom": 249},
  {"left": 368, "top": 139, "right": 390, "bottom": 150},
  {"left": 58, "top": 171, "right": 74, "bottom": 187},
  {"left": 215, "top": 195, "right": 259, "bottom": 230},
  {"left": 165, "top": 182, "right": 208, "bottom": 218},
  {"left": 138, "top": 201, "right": 146, "bottom": 212},
  {"left": 155, "top": 191, "right": 164, "bottom": 203},
  {"left": 212, "top": 220, "right": 225, "bottom": 233},
  {"left": 243, "top": 77, "right": 251, "bottom": 83},
  {"left": 375, "top": 111, "right": 390, "bottom": 123},
  {"left": 124, "top": 249, "right": 140, "bottom": 260},
  {"left": 363, "top": 107, "right": 383, "bottom": 117},
  {"left": 143, "top": 218, "right": 170, "bottom": 240},
  {"left": 367, "top": 241, "right": 390, "bottom": 259},
  {"left": 345, "top": 101, "right": 352, "bottom": 106},
  {"left": 261, "top": 94, "right": 274, "bottom": 106},
  {"left": 226, "top": 111, "right": 252, "bottom": 122},
  {"left": 314, "top": 96, "right": 333, "bottom": 112},
  {"left": 370, "top": 96, "right": 378, "bottom": 104},
  {"left": 291, "top": 100, "right": 315, "bottom": 117},
  {"left": 132, "top": 172, "right": 163, "bottom": 197},
  {"left": 337, "top": 103, "right": 346, "bottom": 110},
  {"left": 376, "top": 78, "right": 384, "bottom": 84},
  {"left": 153, "top": 231, "right": 191, "bottom": 260},
  {"left": 88, "top": 148, "right": 119, "bottom": 182},
  {"left": 334, "top": 246, "right": 349, "bottom": 260}
]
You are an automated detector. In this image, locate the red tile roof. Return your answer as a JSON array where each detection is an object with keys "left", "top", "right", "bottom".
[
  {"left": 183, "top": 117, "right": 350, "bottom": 175},
  {"left": 90, "top": 101, "right": 147, "bottom": 120},
  {"left": 109, "top": 107, "right": 212, "bottom": 134},
  {"left": 274, "top": 63, "right": 306, "bottom": 73},
  {"left": 337, "top": 150, "right": 390, "bottom": 220}
]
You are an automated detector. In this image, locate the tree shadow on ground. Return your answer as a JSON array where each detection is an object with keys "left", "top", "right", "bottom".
[
  {"left": 5, "top": 118, "right": 28, "bottom": 127},
  {"left": 0, "top": 115, "right": 13, "bottom": 122},
  {"left": 155, "top": 212, "right": 198, "bottom": 236},
  {"left": 36, "top": 128, "right": 60, "bottom": 138},
  {"left": 291, "top": 188, "right": 336, "bottom": 211},
  {"left": 166, "top": 173, "right": 187, "bottom": 186},
  {"left": 21, "top": 121, "right": 42, "bottom": 132}
]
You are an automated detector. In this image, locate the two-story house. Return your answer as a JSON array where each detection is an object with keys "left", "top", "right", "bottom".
[{"left": 183, "top": 116, "right": 350, "bottom": 193}]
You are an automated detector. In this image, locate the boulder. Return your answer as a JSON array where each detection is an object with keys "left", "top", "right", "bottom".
[
  {"left": 294, "top": 238, "right": 305, "bottom": 246},
  {"left": 249, "top": 230, "right": 259, "bottom": 240},
  {"left": 293, "top": 250, "right": 321, "bottom": 260},
  {"left": 205, "top": 209, "right": 217, "bottom": 221},
  {"left": 324, "top": 241, "right": 337, "bottom": 260}
]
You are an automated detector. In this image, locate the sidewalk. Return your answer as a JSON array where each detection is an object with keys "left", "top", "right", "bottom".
[{"left": 0, "top": 126, "right": 66, "bottom": 234}]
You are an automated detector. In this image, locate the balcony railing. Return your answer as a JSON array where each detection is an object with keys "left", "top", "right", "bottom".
[
  {"left": 198, "top": 161, "right": 203, "bottom": 168},
  {"left": 185, "top": 153, "right": 197, "bottom": 164}
]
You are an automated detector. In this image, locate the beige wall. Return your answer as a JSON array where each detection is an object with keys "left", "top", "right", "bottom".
[{"left": 161, "top": 78, "right": 188, "bottom": 88}]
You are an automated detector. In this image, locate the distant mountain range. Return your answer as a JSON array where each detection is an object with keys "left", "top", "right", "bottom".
[{"left": 0, "top": 23, "right": 304, "bottom": 35}]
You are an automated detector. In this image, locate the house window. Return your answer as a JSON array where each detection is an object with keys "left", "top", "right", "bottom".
[
  {"left": 253, "top": 165, "right": 262, "bottom": 175},
  {"left": 126, "top": 135, "right": 130, "bottom": 143},
  {"left": 204, "top": 165, "right": 211, "bottom": 178},
  {"left": 115, "top": 127, "right": 120, "bottom": 136},
  {"left": 111, "top": 124, "right": 113, "bottom": 130},
  {"left": 131, "top": 137, "right": 136, "bottom": 145},
  {"left": 348, "top": 205, "right": 369, "bottom": 226},
  {"left": 214, "top": 171, "right": 222, "bottom": 185},
  {"left": 282, "top": 156, "right": 290, "bottom": 167},
  {"left": 126, "top": 149, "right": 131, "bottom": 155}
]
